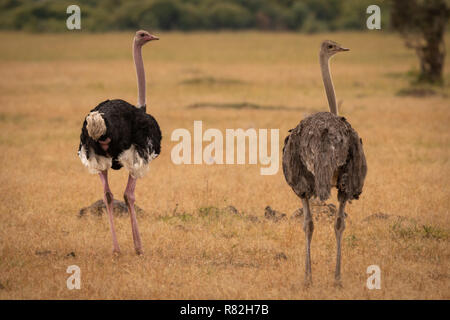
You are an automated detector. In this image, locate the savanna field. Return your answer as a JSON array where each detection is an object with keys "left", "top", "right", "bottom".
[{"left": 0, "top": 31, "right": 449, "bottom": 299}]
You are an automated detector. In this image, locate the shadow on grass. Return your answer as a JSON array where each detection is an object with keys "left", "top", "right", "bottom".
[
  {"left": 386, "top": 69, "right": 448, "bottom": 98},
  {"left": 180, "top": 76, "right": 246, "bottom": 86},
  {"left": 396, "top": 87, "right": 437, "bottom": 97},
  {"left": 186, "top": 102, "right": 309, "bottom": 112},
  {"left": 0, "top": 112, "right": 29, "bottom": 124}
]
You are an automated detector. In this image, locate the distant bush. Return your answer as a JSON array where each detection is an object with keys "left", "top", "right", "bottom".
[
  {"left": 207, "top": 2, "right": 253, "bottom": 29},
  {"left": 0, "top": 0, "right": 392, "bottom": 32}
]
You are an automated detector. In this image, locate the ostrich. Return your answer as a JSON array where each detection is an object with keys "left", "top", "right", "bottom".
[
  {"left": 78, "top": 30, "right": 162, "bottom": 255},
  {"left": 282, "top": 40, "right": 367, "bottom": 284}
]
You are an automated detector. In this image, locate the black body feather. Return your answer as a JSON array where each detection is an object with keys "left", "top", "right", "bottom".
[
  {"left": 78, "top": 99, "right": 161, "bottom": 170},
  {"left": 282, "top": 112, "right": 367, "bottom": 202}
]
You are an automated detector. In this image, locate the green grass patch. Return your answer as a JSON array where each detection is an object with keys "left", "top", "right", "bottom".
[{"left": 390, "top": 221, "right": 449, "bottom": 240}]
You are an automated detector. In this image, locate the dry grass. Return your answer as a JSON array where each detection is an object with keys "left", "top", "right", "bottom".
[{"left": 0, "top": 31, "right": 449, "bottom": 299}]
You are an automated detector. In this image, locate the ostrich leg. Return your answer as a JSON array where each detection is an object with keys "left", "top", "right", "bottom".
[
  {"left": 99, "top": 171, "right": 120, "bottom": 254},
  {"left": 301, "top": 197, "right": 314, "bottom": 284},
  {"left": 334, "top": 199, "right": 347, "bottom": 283},
  {"left": 124, "top": 174, "right": 143, "bottom": 255}
]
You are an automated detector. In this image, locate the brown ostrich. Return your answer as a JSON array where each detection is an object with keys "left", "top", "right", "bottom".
[{"left": 282, "top": 40, "right": 367, "bottom": 284}]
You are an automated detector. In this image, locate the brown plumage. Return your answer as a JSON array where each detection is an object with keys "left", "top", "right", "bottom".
[
  {"left": 283, "top": 112, "right": 366, "bottom": 203},
  {"left": 282, "top": 40, "right": 367, "bottom": 285}
]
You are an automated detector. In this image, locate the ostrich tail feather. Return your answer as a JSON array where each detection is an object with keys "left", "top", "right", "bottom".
[{"left": 86, "top": 111, "right": 106, "bottom": 141}]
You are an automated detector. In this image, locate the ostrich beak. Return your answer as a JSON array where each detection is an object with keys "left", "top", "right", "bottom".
[
  {"left": 147, "top": 34, "right": 159, "bottom": 41},
  {"left": 339, "top": 47, "right": 350, "bottom": 52}
]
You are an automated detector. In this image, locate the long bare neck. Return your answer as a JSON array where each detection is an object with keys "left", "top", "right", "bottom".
[
  {"left": 320, "top": 52, "right": 338, "bottom": 115},
  {"left": 133, "top": 41, "right": 146, "bottom": 109}
]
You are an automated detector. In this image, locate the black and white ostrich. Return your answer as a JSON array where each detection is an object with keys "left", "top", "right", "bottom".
[
  {"left": 282, "top": 40, "right": 367, "bottom": 284},
  {"left": 78, "top": 30, "right": 161, "bottom": 255}
]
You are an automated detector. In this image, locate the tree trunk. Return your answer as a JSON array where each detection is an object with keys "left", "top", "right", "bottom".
[
  {"left": 416, "top": 15, "right": 446, "bottom": 83},
  {"left": 391, "top": 0, "right": 449, "bottom": 84}
]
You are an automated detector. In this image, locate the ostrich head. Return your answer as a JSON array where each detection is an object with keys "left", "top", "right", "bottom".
[
  {"left": 320, "top": 40, "right": 349, "bottom": 58},
  {"left": 134, "top": 30, "right": 159, "bottom": 46}
]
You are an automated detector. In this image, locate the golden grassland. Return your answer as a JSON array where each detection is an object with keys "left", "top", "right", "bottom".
[{"left": 0, "top": 31, "right": 449, "bottom": 299}]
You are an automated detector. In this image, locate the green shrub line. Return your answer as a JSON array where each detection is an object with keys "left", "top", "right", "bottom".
[{"left": 0, "top": 0, "right": 388, "bottom": 33}]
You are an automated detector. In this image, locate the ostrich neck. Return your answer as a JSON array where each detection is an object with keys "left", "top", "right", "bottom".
[
  {"left": 320, "top": 52, "right": 338, "bottom": 115},
  {"left": 133, "top": 42, "right": 146, "bottom": 109}
]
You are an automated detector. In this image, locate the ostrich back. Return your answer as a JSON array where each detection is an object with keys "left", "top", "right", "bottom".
[{"left": 282, "top": 112, "right": 367, "bottom": 202}]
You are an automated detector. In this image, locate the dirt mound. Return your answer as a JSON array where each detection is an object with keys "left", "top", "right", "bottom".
[
  {"left": 264, "top": 206, "right": 287, "bottom": 222},
  {"left": 291, "top": 200, "right": 345, "bottom": 223},
  {"left": 223, "top": 205, "right": 240, "bottom": 215},
  {"left": 78, "top": 199, "right": 145, "bottom": 217}
]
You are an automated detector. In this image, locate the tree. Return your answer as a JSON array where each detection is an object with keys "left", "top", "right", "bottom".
[{"left": 391, "top": 0, "right": 450, "bottom": 84}]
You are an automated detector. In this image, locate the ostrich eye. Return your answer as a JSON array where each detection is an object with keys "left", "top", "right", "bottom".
[
  {"left": 328, "top": 45, "right": 333, "bottom": 49},
  {"left": 140, "top": 33, "right": 145, "bottom": 37}
]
